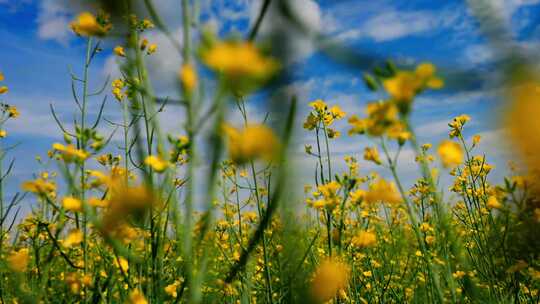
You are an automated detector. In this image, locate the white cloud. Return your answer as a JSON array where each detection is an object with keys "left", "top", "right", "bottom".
[
  {"left": 334, "top": 8, "right": 460, "bottom": 43},
  {"left": 37, "top": 0, "right": 73, "bottom": 44}
]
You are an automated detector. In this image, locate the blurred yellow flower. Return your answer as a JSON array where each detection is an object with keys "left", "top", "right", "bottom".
[
  {"left": 128, "top": 289, "right": 147, "bottom": 304},
  {"left": 22, "top": 178, "right": 56, "bottom": 197},
  {"left": 115, "top": 257, "right": 129, "bottom": 273},
  {"left": 364, "top": 147, "right": 382, "bottom": 165},
  {"left": 202, "top": 40, "right": 279, "bottom": 80},
  {"left": 351, "top": 230, "right": 377, "bottom": 248},
  {"left": 63, "top": 229, "right": 83, "bottom": 248},
  {"left": 437, "top": 140, "right": 463, "bottom": 168},
  {"left": 0, "top": 86, "right": 8, "bottom": 94},
  {"left": 70, "top": 12, "right": 110, "bottom": 37},
  {"left": 144, "top": 155, "right": 169, "bottom": 173},
  {"left": 365, "top": 179, "right": 402, "bottom": 205},
  {"left": 8, "top": 248, "right": 29, "bottom": 272},
  {"left": 63, "top": 196, "right": 83, "bottom": 212},
  {"left": 114, "top": 46, "right": 125, "bottom": 57},
  {"left": 223, "top": 124, "right": 280, "bottom": 164},
  {"left": 147, "top": 44, "right": 157, "bottom": 55},
  {"left": 311, "top": 259, "right": 350, "bottom": 303},
  {"left": 179, "top": 63, "right": 197, "bottom": 92},
  {"left": 0, "top": 130, "right": 7, "bottom": 138},
  {"left": 486, "top": 195, "right": 502, "bottom": 210},
  {"left": 52, "top": 143, "right": 89, "bottom": 163}
]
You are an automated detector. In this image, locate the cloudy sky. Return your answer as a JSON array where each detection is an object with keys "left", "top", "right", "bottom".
[{"left": 1, "top": 0, "right": 540, "bottom": 207}]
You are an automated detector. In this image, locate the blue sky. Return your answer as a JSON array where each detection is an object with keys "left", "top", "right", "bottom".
[{"left": 1, "top": 0, "right": 540, "bottom": 206}]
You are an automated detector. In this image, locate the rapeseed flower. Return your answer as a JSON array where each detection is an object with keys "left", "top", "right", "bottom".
[
  {"left": 437, "top": 140, "right": 463, "bottom": 168},
  {"left": 311, "top": 259, "right": 350, "bottom": 303},
  {"left": 223, "top": 123, "right": 280, "bottom": 164}
]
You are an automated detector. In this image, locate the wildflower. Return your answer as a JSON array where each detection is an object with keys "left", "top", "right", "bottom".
[
  {"left": 7, "top": 105, "right": 19, "bottom": 118},
  {"left": 140, "top": 38, "right": 149, "bottom": 50},
  {"left": 112, "top": 78, "right": 126, "bottom": 101},
  {"left": 7, "top": 248, "right": 29, "bottom": 272},
  {"left": 22, "top": 178, "right": 56, "bottom": 197},
  {"left": 223, "top": 124, "right": 280, "bottom": 164},
  {"left": 165, "top": 281, "right": 181, "bottom": 298},
  {"left": 437, "top": 140, "right": 463, "bottom": 168},
  {"left": 316, "top": 181, "right": 341, "bottom": 209},
  {"left": 449, "top": 115, "right": 471, "bottom": 138},
  {"left": 453, "top": 270, "right": 466, "bottom": 279},
  {"left": 382, "top": 62, "right": 443, "bottom": 112},
  {"left": 114, "top": 46, "right": 125, "bottom": 57},
  {"left": 129, "top": 289, "right": 148, "bottom": 304},
  {"left": 63, "top": 229, "right": 83, "bottom": 247},
  {"left": 201, "top": 40, "right": 279, "bottom": 81},
  {"left": 0, "top": 86, "right": 8, "bottom": 94},
  {"left": 472, "top": 135, "right": 481, "bottom": 145},
  {"left": 142, "top": 19, "right": 154, "bottom": 29},
  {"left": 351, "top": 230, "right": 377, "bottom": 248},
  {"left": 506, "top": 71, "right": 540, "bottom": 171},
  {"left": 0, "top": 71, "right": 4, "bottom": 81},
  {"left": 364, "top": 147, "right": 382, "bottom": 165},
  {"left": 365, "top": 179, "right": 402, "bottom": 205},
  {"left": 88, "top": 196, "right": 108, "bottom": 208},
  {"left": 349, "top": 189, "right": 366, "bottom": 205},
  {"left": 486, "top": 195, "right": 502, "bottom": 210},
  {"left": 179, "top": 63, "right": 197, "bottom": 92},
  {"left": 63, "top": 196, "right": 83, "bottom": 212},
  {"left": 147, "top": 44, "right": 157, "bottom": 55},
  {"left": 383, "top": 71, "right": 421, "bottom": 103},
  {"left": 0, "top": 130, "right": 7, "bottom": 138},
  {"left": 144, "top": 155, "right": 169, "bottom": 173},
  {"left": 52, "top": 143, "right": 89, "bottom": 163},
  {"left": 70, "top": 12, "right": 110, "bottom": 37},
  {"left": 115, "top": 257, "right": 129, "bottom": 273},
  {"left": 311, "top": 259, "right": 350, "bottom": 303}
]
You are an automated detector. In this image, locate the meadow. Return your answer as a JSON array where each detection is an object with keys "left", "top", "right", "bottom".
[{"left": 0, "top": 1, "right": 539, "bottom": 303}]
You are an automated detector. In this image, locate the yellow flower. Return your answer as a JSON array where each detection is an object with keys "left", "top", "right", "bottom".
[
  {"left": 437, "top": 140, "right": 463, "bottom": 168},
  {"left": 63, "top": 229, "right": 83, "bottom": 248},
  {"left": 0, "top": 86, "right": 8, "bottom": 94},
  {"left": 415, "top": 62, "right": 436, "bottom": 79},
  {"left": 88, "top": 196, "right": 109, "bottom": 208},
  {"left": 309, "top": 99, "right": 327, "bottom": 112},
  {"left": 147, "top": 44, "right": 157, "bottom": 55},
  {"left": 364, "top": 147, "right": 382, "bottom": 165},
  {"left": 52, "top": 143, "right": 89, "bottom": 163},
  {"left": 115, "top": 257, "right": 129, "bottom": 273},
  {"left": 0, "top": 71, "right": 4, "bottom": 81},
  {"left": 351, "top": 230, "right": 377, "bottom": 248},
  {"left": 165, "top": 281, "right": 181, "bottom": 298},
  {"left": 179, "top": 63, "right": 197, "bottom": 92},
  {"left": 63, "top": 196, "right": 83, "bottom": 212},
  {"left": 0, "top": 130, "right": 7, "bottom": 138},
  {"left": 223, "top": 124, "right": 280, "bottom": 164},
  {"left": 486, "top": 195, "right": 502, "bottom": 209},
  {"left": 22, "top": 178, "right": 56, "bottom": 197},
  {"left": 472, "top": 135, "right": 481, "bottom": 145},
  {"left": 128, "top": 289, "right": 148, "bottom": 304},
  {"left": 144, "top": 155, "right": 169, "bottom": 173},
  {"left": 202, "top": 40, "right": 279, "bottom": 80},
  {"left": 506, "top": 71, "right": 540, "bottom": 171},
  {"left": 365, "top": 179, "right": 402, "bottom": 205},
  {"left": 7, "top": 105, "right": 19, "bottom": 118},
  {"left": 383, "top": 71, "right": 422, "bottom": 103},
  {"left": 311, "top": 259, "right": 350, "bottom": 303},
  {"left": 7, "top": 248, "right": 29, "bottom": 272},
  {"left": 70, "top": 12, "right": 110, "bottom": 37},
  {"left": 114, "top": 46, "right": 125, "bottom": 57}
]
